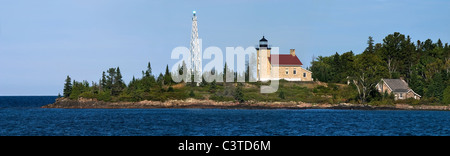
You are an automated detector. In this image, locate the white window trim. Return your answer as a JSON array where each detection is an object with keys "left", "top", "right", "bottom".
[
  {"left": 285, "top": 68, "right": 289, "bottom": 75},
  {"left": 293, "top": 68, "right": 297, "bottom": 75}
]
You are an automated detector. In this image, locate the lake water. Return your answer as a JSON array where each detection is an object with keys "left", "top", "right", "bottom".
[{"left": 1, "top": 96, "right": 450, "bottom": 136}]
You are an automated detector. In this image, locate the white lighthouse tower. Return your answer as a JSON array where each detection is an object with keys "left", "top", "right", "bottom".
[{"left": 190, "top": 10, "right": 201, "bottom": 85}]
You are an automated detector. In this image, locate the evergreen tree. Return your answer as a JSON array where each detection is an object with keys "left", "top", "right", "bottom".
[
  {"left": 128, "top": 76, "right": 137, "bottom": 91},
  {"left": 401, "top": 35, "right": 418, "bottom": 81},
  {"left": 381, "top": 32, "right": 405, "bottom": 78},
  {"left": 331, "top": 52, "right": 341, "bottom": 82},
  {"left": 209, "top": 79, "right": 217, "bottom": 93},
  {"left": 167, "top": 86, "right": 174, "bottom": 92},
  {"left": 92, "top": 81, "right": 99, "bottom": 94},
  {"left": 63, "top": 75, "right": 72, "bottom": 98},
  {"left": 189, "top": 90, "right": 195, "bottom": 97},
  {"left": 112, "top": 67, "right": 126, "bottom": 96},
  {"left": 365, "top": 36, "right": 375, "bottom": 54},
  {"left": 157, "top": 73, "right": 164, "bottom": 91},
  {"left": 145, "top": 62, "right": 152, "bottom": 78},
  {"left": 101, "top": 71, "right": 107, "bottom": 91},
  {"left": 443, "top": 86, "right": 450, "bottom": 104},
  {"left": 164, "top": 64, "right": 172, "bottom": 85},
  {"left": 69, "top": 80, "right": 84, "bottom": 99},
  {"left": 245, "top": 61, "right": 250, "bottom": 82},
  {"left": 425, "top": 72, "right": 445, "bottom": 101},
  {"left": 409, "top": 66, "right": 425, "bottom": 96},
  {"left": 437, "top": 39, "right": 443, "bottom": 49},
  {"left": 423, "top": 39, "right": 435, "bottom": 55},
  {"left": 200, "top": 76, "right": 208, "bottom": 87},
  {"left": 310, "top": 56, "right": 333, "bottom": 82},
  {"left": 234, "top": 83, "right": 244, "bottom": 103},
  {"left": 223, "top": 62, "right": 231, "bottom": 83},
  {"left": 340, "top": 51, "right": 355, "bottom": 82},
  {"left": 106, "top": 68, "right": 116, "bottom": 90}
]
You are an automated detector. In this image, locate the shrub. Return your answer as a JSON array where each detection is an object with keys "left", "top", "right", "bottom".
[
  {"left": 443, "top": 86, "right": 450, "bottom": 104},
  {"left": 97, "top": 91, "right": 112, "bottom": 102},
  {"left": 189, "top": 90, "right": 195, "bottom": 97},
  {"left": 168, "top": 86, "right": 174, "bottom": 92},
  {"left": 118, "top": 92, "right": 133, "bottom": 102},
  {"left": 211, "top": 95, "right": 234, "bottom": 102},
  {"left": 234, "top": 83, "right": 244, "bottom": 103},
  {"left": 79, "top": 92, "right": 96, "bottom": 99},
  {"left": 278, "top": 90, "right": 285, "bottom": 100}
]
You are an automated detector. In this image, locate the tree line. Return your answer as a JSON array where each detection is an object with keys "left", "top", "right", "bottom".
[
  {"left": 62, "top": 61, "right": 251, "bottom": 102},
  {"left": 310, "top": 32, "right": 450, "bottom": 104}
]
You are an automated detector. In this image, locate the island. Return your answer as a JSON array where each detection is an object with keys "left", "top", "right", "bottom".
[{"left": 43, "top": 32, "right": 450, "bottom": 110}]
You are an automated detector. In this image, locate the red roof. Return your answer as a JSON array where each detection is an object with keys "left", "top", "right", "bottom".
[{"left": 268, "top": 54, "right": 303, "bottom": 66}]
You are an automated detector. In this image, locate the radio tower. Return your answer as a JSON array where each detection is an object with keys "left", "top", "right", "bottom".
[{"left": 190, "top": 10, "right": 201, "bottom": 85}]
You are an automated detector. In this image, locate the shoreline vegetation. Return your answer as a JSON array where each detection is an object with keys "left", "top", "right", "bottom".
[
  {"left": 46, "top": 32, "right": 450, "bottom": 110},
  {"left": 44, "top": 79, "right": 450, "bottom": 111},
  {"left": 43, "top": 97, "right": 450, "bottom": 111}
]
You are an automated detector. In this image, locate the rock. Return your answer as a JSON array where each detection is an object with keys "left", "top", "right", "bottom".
[{"left": 41, "top": 98, "right": 450, "bottom": 111}]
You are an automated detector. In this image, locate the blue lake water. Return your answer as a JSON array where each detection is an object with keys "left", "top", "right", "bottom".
[{"left": 1, "top": 96, "right": 450, "bottom": 136}]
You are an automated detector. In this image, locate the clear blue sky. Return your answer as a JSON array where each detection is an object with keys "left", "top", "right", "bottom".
[{"left": 1, "top": 0, "right": 449, "bottom": 95}]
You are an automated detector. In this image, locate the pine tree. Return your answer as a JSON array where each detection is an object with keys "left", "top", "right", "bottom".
[
  {"left": 106, "top": 68, "right": 116, "bottom": 90},
  {"left": 209, "top": 79, "right": 217, "bottom": 93},
  {"left": 112, "top": 67, "right": 125, "bottom": 96},
  {"left": 63, "top": 75, "right": 72, "bottom": 98},
  {"left": 365, "top": 36, "right": 375, "bottom": 54},
  {"left": 382, "top": 32, "right": 405, "bottom": 78},
  {"left": 234, "top": 83, "right": 244, "bottom": 103},
  {"left": 443, "top": 86, "right": 450, "bottom": 104},
  {"left": 157, "top": 73, "right": 164, "bottom": 91},
  {"left": 437, "top": 39, "right": 443, "bottom": 49},
  {"left": 101, "top": 71, "right": 107, "bottom": 91},
  {"left": 164, "top": 64, "right": 172, "bottom": 85},
  {"left": 145, "top": 62, "right": 152, "bottom": 78},
  {"left": 200, "top": 76, "right": 208, "bottom": 87},
  {"left": 425, "top": 72, "right": 445, "bottom": 101},
  {"left": 245, "top": 62, "right": 250, "bottom": 82}
]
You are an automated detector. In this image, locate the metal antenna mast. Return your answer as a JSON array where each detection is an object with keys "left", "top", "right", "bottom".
[{"left": 190, "top": 10, "right": 201, "bottom": 85}]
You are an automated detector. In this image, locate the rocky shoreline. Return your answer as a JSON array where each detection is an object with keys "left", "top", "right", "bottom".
[{"left": 41, "top": 98, "right": 450, "bottom": 111}]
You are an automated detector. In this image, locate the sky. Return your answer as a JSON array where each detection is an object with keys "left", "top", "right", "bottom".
[{"left": 0, "top": 0, "right": 449, "bottom": 95}]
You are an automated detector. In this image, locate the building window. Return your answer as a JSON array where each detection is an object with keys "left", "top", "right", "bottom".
[
  {"left": 285, "top": 68, "right": 289, "bottom": 75},
  {"left": 303, "top": 73, "right": 306, "bottom": 77},
  {"left": 293, "top": 68, "right": 297, "bottom": 75},
  {"left": 399, "top": 93, "right": 403, "bottom": 98}
]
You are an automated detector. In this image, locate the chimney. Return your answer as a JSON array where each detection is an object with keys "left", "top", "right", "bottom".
[{"left": 290, "top": 49, "right": 295, "bottom": 56}]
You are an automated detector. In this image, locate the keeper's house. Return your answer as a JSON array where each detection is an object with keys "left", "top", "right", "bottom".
[{"left": 256, "top": 36, "right": 312, "bottom": 81}]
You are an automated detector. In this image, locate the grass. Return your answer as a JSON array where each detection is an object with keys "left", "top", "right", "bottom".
[
  {"left": 175, "top": 80, "right": 359, "bottom": 104},
  {"left": 75, "top": 80, "right": 358, "bottom": 104},
  {"left": 74, "top": 79, "right": 448, "bottom": 106}
]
